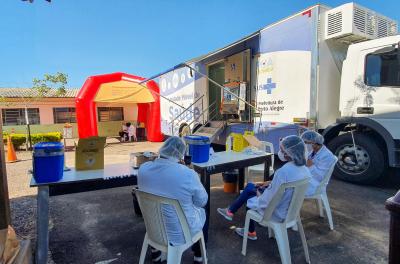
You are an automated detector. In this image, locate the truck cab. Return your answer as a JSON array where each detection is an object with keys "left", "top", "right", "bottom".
[{"left": 325, "top": 36, "right": 400, "bottom": 183}]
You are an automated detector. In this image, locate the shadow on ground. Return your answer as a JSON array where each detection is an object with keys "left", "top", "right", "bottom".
[{"left": 10, "top": 172, "right": 394, "bottom": 264}]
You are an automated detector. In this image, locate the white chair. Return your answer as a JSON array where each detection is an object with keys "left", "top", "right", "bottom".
[
  {"left": 305, "top": 157, "right": 338, "bottom": 230},
  {"left": 247, "top": 141, "right": 275, "bottom": 182},
  {"left": 241, "top": 178, "right": 311, "bottom": 264},
  {"left": 135, "top": 189, "right": 207, "bottom": 264}
]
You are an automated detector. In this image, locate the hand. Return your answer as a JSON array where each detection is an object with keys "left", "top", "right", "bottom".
[
  {"left": 307, "top": 159, "right": 313, "bottom": 167},
  {"left": 256, "top": 181, "right": 270, "bottom": 188}
]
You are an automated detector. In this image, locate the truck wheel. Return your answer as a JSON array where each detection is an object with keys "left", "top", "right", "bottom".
[{"left": 327, "top": 132, "right": 387, "bottom": 184}]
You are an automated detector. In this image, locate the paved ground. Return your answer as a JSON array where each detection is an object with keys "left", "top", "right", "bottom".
[{"left": 6, "top": 140, "right": 400, "bottom": 263}]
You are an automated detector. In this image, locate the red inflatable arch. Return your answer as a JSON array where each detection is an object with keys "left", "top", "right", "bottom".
[{"left": 75, "top": 72, "right": 163, "bottom": 142}]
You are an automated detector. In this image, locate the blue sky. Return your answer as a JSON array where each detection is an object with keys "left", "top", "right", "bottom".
[{"left": 0, "top": 0, "right": 399, "bottom": 88}]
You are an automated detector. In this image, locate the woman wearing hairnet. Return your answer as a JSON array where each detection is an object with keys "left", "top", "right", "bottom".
[
  {"left": 301, "top": 131, "right": 337, "bottom": 196},
  {"left": 217, "top": 136, "right": 311, "bottom": 240},
  {"left": 138, "top": 136, "right": 208, "bottom": 264}
]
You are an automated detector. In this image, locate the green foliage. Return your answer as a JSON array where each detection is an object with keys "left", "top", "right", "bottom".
[
  {"left": 3, "top": 132, "right": 63, "bottom": 149},
  {"left": 32, "top": 72, "right": 68, "bottom": 97}
]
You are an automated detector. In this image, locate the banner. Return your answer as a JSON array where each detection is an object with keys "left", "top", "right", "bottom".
[{"left": 256, "top": 9, "right": 315, "bottom": 124}]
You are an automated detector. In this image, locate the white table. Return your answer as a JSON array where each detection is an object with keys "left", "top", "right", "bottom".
[
  {"left": 192, "top": 150, "right": 273, "bottom": 239},
  {"left": 30, "top": 163, "right": 137, "bottom": 264}
]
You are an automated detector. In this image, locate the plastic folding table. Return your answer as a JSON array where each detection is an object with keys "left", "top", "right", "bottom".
[{"left": 30, "top": 163, "right": 137, "bottom": 264}]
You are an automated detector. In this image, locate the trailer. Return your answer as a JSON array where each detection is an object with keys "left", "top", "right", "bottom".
[{"left": 149, "top": 2, "right": 399, "bottom": 184}]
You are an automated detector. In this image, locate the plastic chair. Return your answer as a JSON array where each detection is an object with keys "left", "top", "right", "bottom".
[
  {"left": 247, "top": 141, "right": 275, "bottom": 182},
  {"left": 305, "top": 157, "right": 338, "bottom": 230},
  {"left": 135, "top": 189, "right": 207, "bottom": 264},
  {"left": 241, "top": 178, "right": 311, "bottom": 264}
]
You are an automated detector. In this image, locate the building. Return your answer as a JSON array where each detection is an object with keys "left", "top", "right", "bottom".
[{"left": 0, "top": 88, "right": 138, "bottom": 137}]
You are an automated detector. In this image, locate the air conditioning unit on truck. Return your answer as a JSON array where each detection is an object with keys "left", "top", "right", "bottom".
[{"left": 154, "top": 2, "right": 399, "bottom": 184}]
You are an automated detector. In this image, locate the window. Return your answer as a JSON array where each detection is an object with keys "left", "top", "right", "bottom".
[
  {"left": 97, "top": 107, "right": 124, "bottom": 122},
  {"left": 53, "top": 107, "right": 76, "bottom": 123},
  {"left": 2, "top": 108, "right": 40, "bottom": 125},
  {"left": 365, "top": 48, "right": 400, "bottom": 87}
]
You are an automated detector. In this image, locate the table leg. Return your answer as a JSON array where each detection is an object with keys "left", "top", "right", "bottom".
[
  {"left": 36, "top": 186, "right": 49, "bottom": 264},
  {"left": 238, "top": 168, "right": 245, "bottom": 191},
  {"left": 200, "top": 169, "right": 210, "bottom": 241},
  {"left": 264, "top": 156, "right": 271, "bottom": 181}
]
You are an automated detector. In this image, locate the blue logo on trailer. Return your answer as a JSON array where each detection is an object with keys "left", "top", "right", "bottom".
[{"left": 258, "top": 78, "right": 277, "bottom": 94}]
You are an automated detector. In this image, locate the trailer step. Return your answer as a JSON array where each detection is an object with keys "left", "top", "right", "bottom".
[{"left": 193, "top": 121, "right": 225, "bottom": 142}]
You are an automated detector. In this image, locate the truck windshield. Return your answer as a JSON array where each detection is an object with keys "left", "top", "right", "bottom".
[{"left": 365, "top": 48, "right": 400, "bottom": 87}]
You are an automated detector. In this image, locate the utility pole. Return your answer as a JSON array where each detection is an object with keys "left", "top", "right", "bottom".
[{"left": 0, "top": 112, "right": 11, "bottom": 229}]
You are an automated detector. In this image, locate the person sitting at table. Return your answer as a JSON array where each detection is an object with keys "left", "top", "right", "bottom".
[
  {"left": 119, "top": 122, "right": 128, "bottom": 141},
  {"left": 138, "top": 136, "right": 208, "bottom": 264},
  {"left": 217, "top": 135, "right": 311, "bottom": 240},
  {"left": 126, "top": 122, "right": 137, "bottom": 142},
  {"left": 301, "top": 130, "right": 337, "bottom": 197}
]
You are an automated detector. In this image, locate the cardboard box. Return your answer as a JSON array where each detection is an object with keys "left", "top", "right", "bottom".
[
  {"left": 75, "top": 137, "right": 106, "bottom": 171},
  {"left": 243, "top": 134, "right": 262, "bottom": 149}
]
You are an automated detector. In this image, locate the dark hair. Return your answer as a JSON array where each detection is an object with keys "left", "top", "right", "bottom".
[{"left": 126, "top": 122, "right": 131, "bottom": 127}]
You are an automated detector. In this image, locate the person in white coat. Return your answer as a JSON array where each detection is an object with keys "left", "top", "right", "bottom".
[
  {"left": 301, "top": 131, "right": 337, "bottom": 197},
  {"left": 126, "top": 122, "right": 137, "bottom": 141},
  {"left": 138, "top": 136, "right": 208, "bottom": 264},
  {"left": 217, "top": 136, "right": 311, "bottom": 240}
]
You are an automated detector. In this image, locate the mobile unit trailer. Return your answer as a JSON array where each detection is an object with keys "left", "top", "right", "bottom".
[{"left": 155, "top": 2, "right": 399, "bottom": 184}]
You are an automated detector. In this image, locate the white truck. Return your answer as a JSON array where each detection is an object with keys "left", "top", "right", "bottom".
[{"left": 152, "top": 2, "right": 399, "bottom": 184}]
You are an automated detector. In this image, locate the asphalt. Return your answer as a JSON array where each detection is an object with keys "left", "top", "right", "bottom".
[{"left": 6, "top": 141, "right": 400, "bottom": 264}]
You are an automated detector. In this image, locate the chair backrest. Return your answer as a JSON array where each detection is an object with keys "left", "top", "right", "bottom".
[
  {"left": 260, "top": 141, "right": 274, "bottom": 169},
  {"left": 314, "top": 156, "right": 338, "bottom": 195},
  {"left": 260, "top": 178, "right": 310, "bottom": 225},
  {"left": 135, "top": 189, "right": 192, "bottom": 247}
]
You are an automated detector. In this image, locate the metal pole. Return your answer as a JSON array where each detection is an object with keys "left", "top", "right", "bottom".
[
  {"left": 0, "top": 111, "right": 11, "bottom": 229},
  {"left": 36, "top": 186, "right": 49, "bottom": 264},
  {"left": 183, "top": 64, "right": 262, "bottom": 115},
  {"left": 138, "top": 62, "right": 261, "bottom": 116},
  {"left": 138, "top": 63, "right": 186, "bottom": 85},
  {"left": 25, "top": 106, "right": 32, "bottom": 150}
]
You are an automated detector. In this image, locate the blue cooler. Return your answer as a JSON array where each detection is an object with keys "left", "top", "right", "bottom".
[
  {"left": 33, "top": 142, "right": 64, "bottom": 183},
  {"left": 184, "top": 135, "right": 210, "bottom": 163}
]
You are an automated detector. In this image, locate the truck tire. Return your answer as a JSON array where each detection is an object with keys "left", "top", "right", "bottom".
[{"left": 327, "top": 132, "right": 387, "bottom": 184}]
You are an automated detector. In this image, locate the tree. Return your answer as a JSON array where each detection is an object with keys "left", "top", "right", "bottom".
[
  {"left": 32, "top": 72, "right": 68, "bottom": 98},
  {"left": 0, "top": 72, "right": 68, "bottom": 150}
]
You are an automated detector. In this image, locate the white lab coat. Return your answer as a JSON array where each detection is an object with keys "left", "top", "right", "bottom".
[
  {"left": 305, "top": 145, "right": 337, "bottom": 196},
  {"left": 138, "top": 158, "right": 208, "bottom": 246},
  {"left": 247, "top": 161, "right": 311, "bottom": 221},
  {"left": 127, "top": 125, "right": 136, "bottom": 139}
]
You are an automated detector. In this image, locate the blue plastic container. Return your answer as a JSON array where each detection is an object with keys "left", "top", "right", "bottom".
[
  {"left": 33, "top": 142, "right": 64, "bottom": 183},
  {"left": 184, "top": 135, "right": 211, "bottom": 163}
]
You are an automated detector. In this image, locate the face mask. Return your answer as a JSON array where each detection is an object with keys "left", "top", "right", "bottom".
[
  {"left": 306, "top": 144, "right": 314, "bottom": 154},
  {"left": 278, "top": 150, "right": 287, "bottom": 162}
]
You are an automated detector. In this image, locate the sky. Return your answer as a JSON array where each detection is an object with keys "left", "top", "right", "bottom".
[{"left": 0, "top": 0, "right": 399, "bottom": 88}]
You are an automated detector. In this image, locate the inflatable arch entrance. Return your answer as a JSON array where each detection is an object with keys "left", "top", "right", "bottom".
[{"left": 75, "top": 72, "right": 163, "bottom": 142}]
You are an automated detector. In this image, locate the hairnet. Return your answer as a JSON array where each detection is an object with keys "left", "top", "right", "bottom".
[
  {"left": 301, "top": 130, "right": 324, "bottom": 145},
  {"left": 159, "top": 136, "right": 186, "bottom": 162},
  {"left": 280, "top": 135, "right": 306, "bottom": 166}
]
